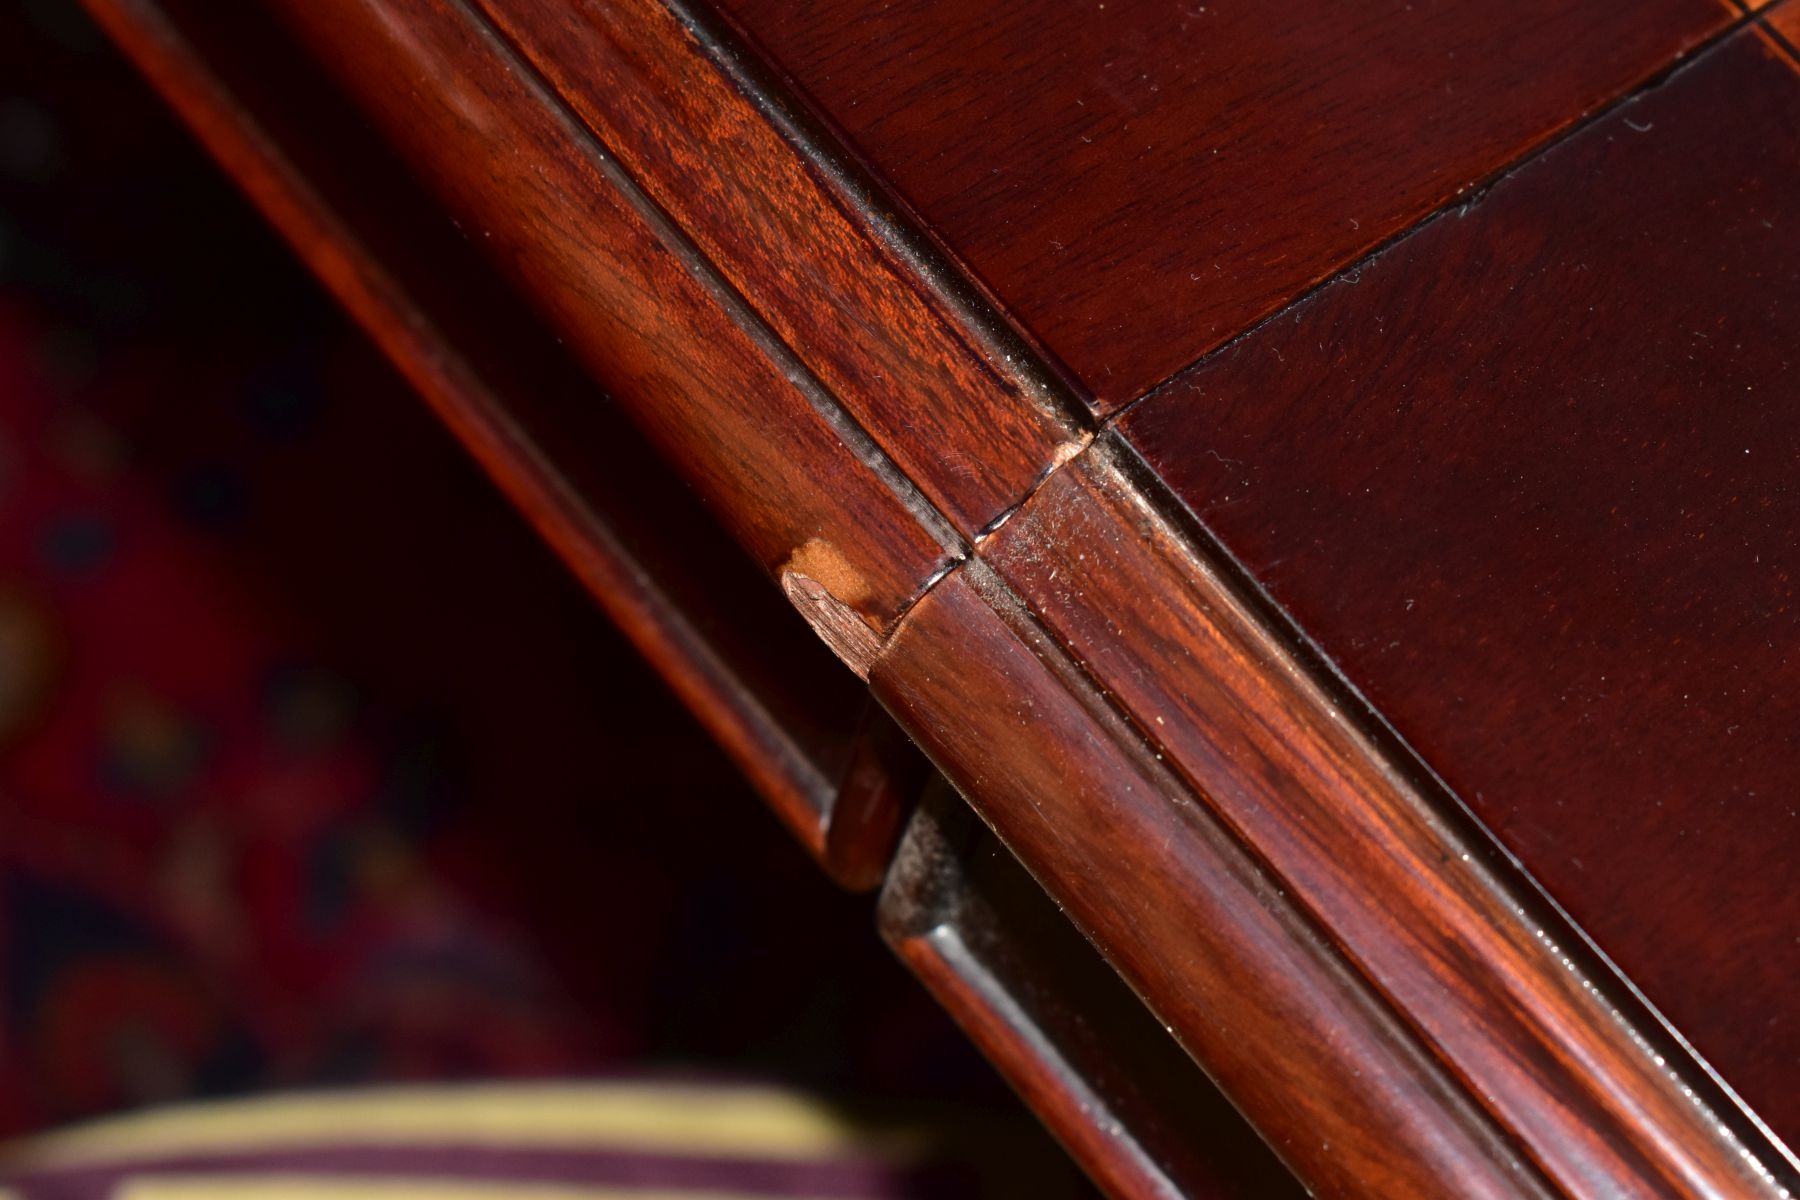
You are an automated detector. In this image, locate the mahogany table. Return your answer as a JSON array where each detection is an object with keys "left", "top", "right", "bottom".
[{"left": 82, "top": 0, "right": 1800, "bottom": 1194}]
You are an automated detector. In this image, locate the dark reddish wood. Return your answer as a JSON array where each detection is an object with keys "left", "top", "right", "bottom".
[
  {"left": 871, "top": 564, "right": 1553, "bottom": 1199},
  {"left": 983, "top": 440, "right": 1789, "bottom": 1196},
  {"left": 881, "top": 784, "right": 1306, "bottom": 1199},
  {"left": 80, "top": 0, "right": 923, "bottom": 888},
  {"left": 252, "top": 0, "right": 960, "bottom": 641},
  {"left": 1769, "top": 0, "right": 1800, "bottom": 50},
  {"left": 77, "top": 0, "right": 1800, "bottom": 1191},
  {"left": 464, "top": 0, "right": 1084, "bottom": 539},
  {"left": 712, "top": 0, "right": 1735, "bottom": 409},
  {"left": 1119, "top": 24, "right": 1800, "bottom": 1144}
]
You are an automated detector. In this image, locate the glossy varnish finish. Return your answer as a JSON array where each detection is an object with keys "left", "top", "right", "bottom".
[
  {"left": 715, "top": 0, "right": 1735, "bottom": 408},
  {"left": 983, "top": 439, "right": 1787, "bottom": 1196},
  {"left": 84, "top": 0, "right": 1800, "bottom": 1191},
  {"left": 871, "top": 564, "right": 1555, "bottom": 1198},
  {"left": 1770, "top": 0, "right": 1800, "bottom": 55},
  {"left": 81, "top": 0, "right": 922, "bottom": 887},
  {"left": 464, "top": 0, "right": 1084, "bottom": 538},
  {"left": 1120, "top": 24, "right": 1800, "bottom": 1144},
  {"left": 880, "top": 786, "right": 1305, "bottom": 1200},
  {"left": 256, "top": 0, "right": 960, "bottom": 637}
]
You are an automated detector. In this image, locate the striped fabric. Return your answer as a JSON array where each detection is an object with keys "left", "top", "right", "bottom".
[{"left": 0, "top": 1082, "right": 1060, "bottom": 1199}]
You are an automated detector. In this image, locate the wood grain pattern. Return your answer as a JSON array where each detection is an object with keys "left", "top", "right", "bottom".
[
  {"left": 254, "top": 0, "right": 960, "bottom": 639},
  {"left": 466, "top": 0, "right": 1084, "bottom": 539},
  {"left": 713, "top": 0, "right": 1735, "bottom": 410},
  {"left": 80, "top": 0, "right": 922, "bottom": 888},
  {"left": 1118, "top": 25, "right": 1800, "bottom": 1146},
  {"left": 81, "top": 0, "right": 1800, "bottom": 1190},
  {"left": 871, "top": 564, "right": 1555, "bottom": 1199},
  {"left": 984, "top": 438, "right": 1790, "bottom": 1196},
  {"left": 1768, "top": 0, "right": 1800, "bottom": 52},
  {"left": 880, "top": 784, "right": 1306, "bottom": 1200}
]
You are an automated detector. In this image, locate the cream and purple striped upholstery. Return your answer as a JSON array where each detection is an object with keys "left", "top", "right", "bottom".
[{"left": 0, "top": 1082, "right": 1081, "bottom": 1199}]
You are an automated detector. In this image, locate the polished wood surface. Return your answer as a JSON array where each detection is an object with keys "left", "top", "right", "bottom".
[
  {"left": 714, "top": 0, "right": 1733, "bottom": 408},
  {"left": 78, "top": 0, "right": 923, "bottom": 888},
  {"left": 871, "top": 563, "right": 1551, "bottom": 1197},
  {"left": 1120, "top": 21, "right": 1800, "bottom": 1139},
  {"left": 463, "top": 0, "right": 1084, "bottom": 539},
  {"left": 982, "top": 438, "right": 1782, "bottom": 1195},
  {"left": 259, "top": 0, "right": 964, "bottom": 639},
  {"left": 1775, "top": 0, "right": 1800, "bottom": 45},
  {"left": 82, "top": 0, "right": 1800, "bottom": 1193},
  {"left": 881, "top": 784, "right": 1305, "bottom": 1199}
]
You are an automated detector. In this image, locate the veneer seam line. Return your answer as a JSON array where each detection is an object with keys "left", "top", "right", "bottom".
[
  {"left": 302, "top": 0, "right": 1800, "bottom": 1183},
  {"left": 1102, "top": 10, "right": 1759, "bottom": 426},
  {"left": 1758, "top": 6, "right": 1800, "bottom": 67},
  {"left": 87, "top": 0, "right": 1800, "bottom": 1187}
]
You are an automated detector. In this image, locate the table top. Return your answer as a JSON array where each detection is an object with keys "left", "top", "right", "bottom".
[
  {"left": 713, "top": 0, "right": 1731, "bottom": 410},
  {"left": 1122, "top": 26, "right": 1800, "bottom": 1139},
  {"left": 85, "top": 0, "right": 1800, "bottom": 1192},
  {"left": 701, "top": 0, "right": 1800, "bottom": 1163}
]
